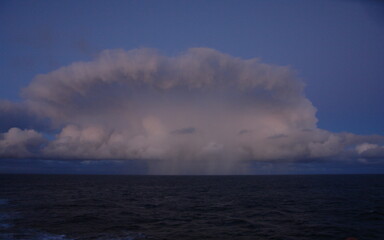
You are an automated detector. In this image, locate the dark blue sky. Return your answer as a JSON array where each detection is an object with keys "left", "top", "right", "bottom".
[{"left": 1, "top": 0, "right": 384, "bottom": 174}]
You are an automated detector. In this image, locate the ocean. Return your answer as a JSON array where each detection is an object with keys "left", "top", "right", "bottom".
[{"left": 0, "top": 174, "right": 383, "bottom": 240}]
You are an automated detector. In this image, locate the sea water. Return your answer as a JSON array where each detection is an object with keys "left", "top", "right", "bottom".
[{"left": 0, "top": 174, "right": 383, "bottom": 240}]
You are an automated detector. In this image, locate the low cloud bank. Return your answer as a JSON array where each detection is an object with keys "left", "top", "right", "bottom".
[{"left": 1, "top": 48, "right": 383, "bottom": 174}]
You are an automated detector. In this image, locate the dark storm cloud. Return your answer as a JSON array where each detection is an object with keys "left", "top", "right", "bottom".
[{"left": 1, "top": 48, "right": 384, "bottom": 174}]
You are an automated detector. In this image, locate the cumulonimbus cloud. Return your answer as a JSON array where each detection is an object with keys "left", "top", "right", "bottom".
[{"left": 1, "top": 48, "right": 383, "bottom": 174}]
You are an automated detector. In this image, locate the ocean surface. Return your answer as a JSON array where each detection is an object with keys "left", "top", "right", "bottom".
[{"left": 0, "top": 174, "right": 383, "bottom": 240}]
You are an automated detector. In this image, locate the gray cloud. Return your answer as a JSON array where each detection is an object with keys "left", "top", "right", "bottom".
[
  {"left": 1, "top": 48, "right": 384, "bottom": 174},
  {"left": 356, "top": 143, "right": 384, "bottom": 160},
  {"left": 171, "top": 127, "right": 196, "bottom": 135},
  {"left": 0, "top": 128, "right": 46, "bottom": 158}
]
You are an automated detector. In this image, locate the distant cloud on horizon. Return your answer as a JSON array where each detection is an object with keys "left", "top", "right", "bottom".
[{"left": 1, "top": 48, "right": 384, "bottom": 174}]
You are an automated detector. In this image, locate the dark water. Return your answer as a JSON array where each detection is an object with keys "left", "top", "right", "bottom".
[{"left": 0, "top": 175, "right": 383, "bottom": 240}]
